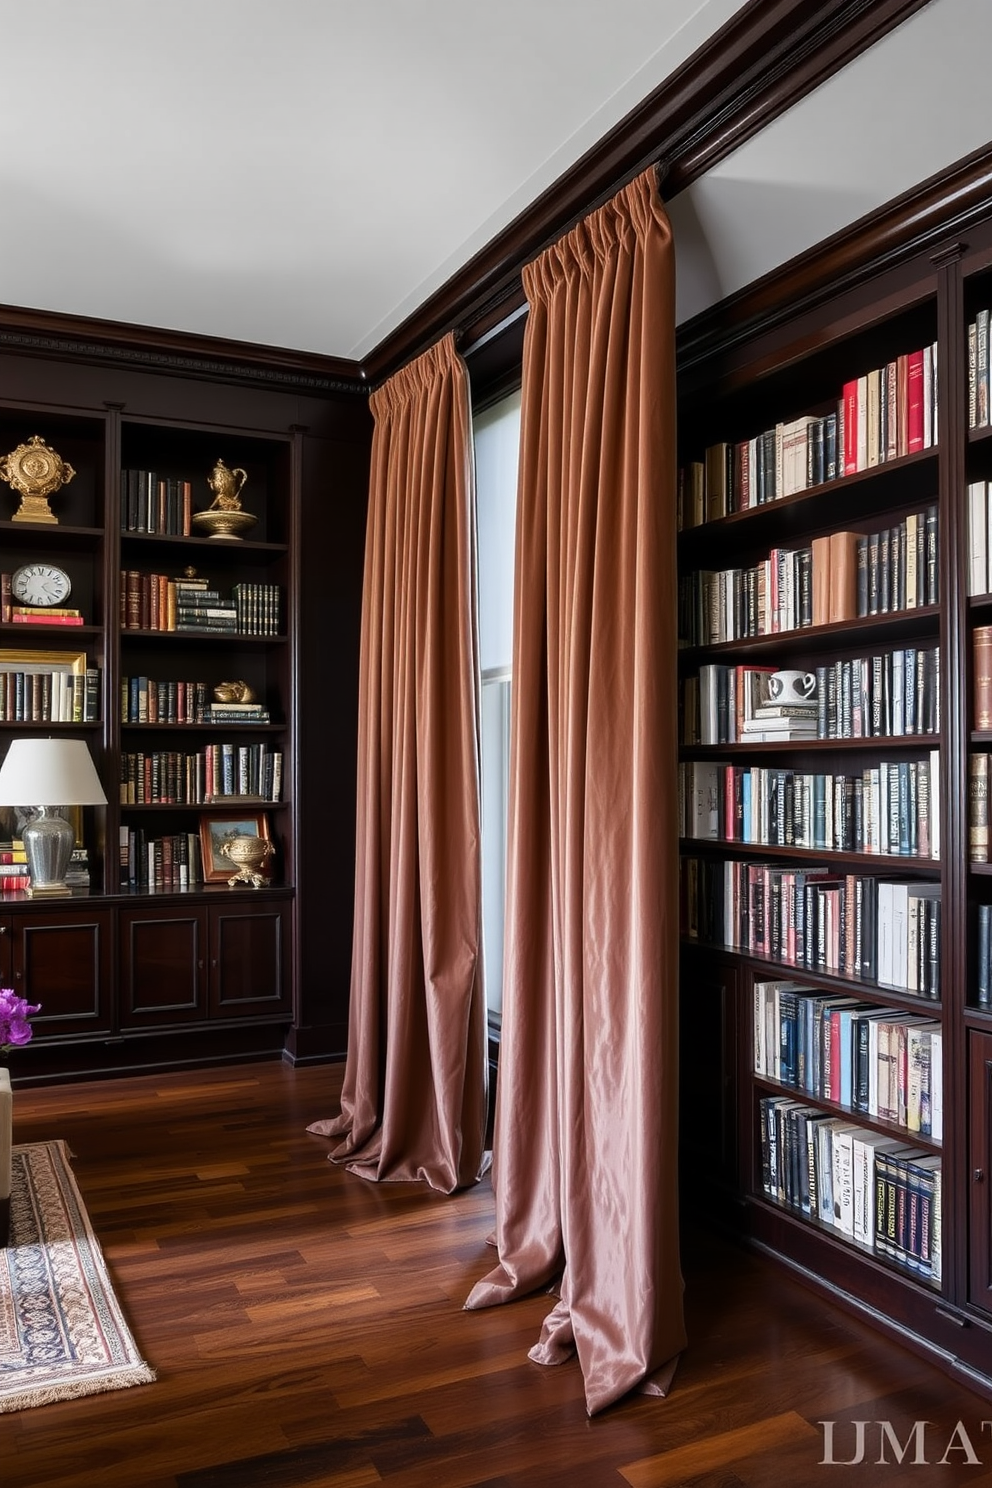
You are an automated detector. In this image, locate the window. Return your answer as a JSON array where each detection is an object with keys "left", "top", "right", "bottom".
[{"left": 473, "top": 387, "right": 520, "bottom": 1019}]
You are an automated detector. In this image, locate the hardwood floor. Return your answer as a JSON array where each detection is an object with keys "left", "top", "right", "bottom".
[{"left": 2, "top": 1058, "right": 991, "bottom": 1487}]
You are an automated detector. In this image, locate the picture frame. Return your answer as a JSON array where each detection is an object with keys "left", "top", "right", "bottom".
[
  {"left": 199, "top": 810, "right": 272, "bottom": 884},
  {"left": 0, "top": 648, "right": 87, "bottom": 677}
]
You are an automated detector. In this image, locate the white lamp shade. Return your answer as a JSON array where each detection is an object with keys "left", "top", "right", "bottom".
[{"left": 0, "top": 738, "right": 107, "bottom": 806}]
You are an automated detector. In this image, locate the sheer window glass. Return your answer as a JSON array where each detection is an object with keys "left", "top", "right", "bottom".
[{"left": 474, "top": 387, "right": 521, "bottom": 1018}]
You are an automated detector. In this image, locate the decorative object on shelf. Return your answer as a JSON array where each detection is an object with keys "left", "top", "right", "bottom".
[
  {"left": 767, "top": 669, "right": 817, "bottom": 702},
  {"left": 192, "top": 458, "right": 257, "bottom": 540},
  {"left": 0, "top": 738, "right": 106, "bottom": 897},
  {"left": 220, "top": 833, "right": 275, "bottom": 888},
  {"left": 0, "top": 435, "right": 76, "bottom": 524},
  {"left": 199, "top": 809, "right": 271, "bottom": 884},
  {"left": 213, "top": 679, "right": 256, "bottom": 703},
  {"left": 10, "top": 563, "right": 72, "bottom": 607}
]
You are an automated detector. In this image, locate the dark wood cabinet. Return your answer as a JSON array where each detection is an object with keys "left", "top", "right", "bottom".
[
  {"left": 118, "top": 894, "right": 291, "bottom": 1029},
  {"left": 5, "top": 909, "right": 113, "bottom": 1039},
  {"left": 207, "top": 900, "right": 291, "bottom": 1019},
  {"left": 119, "top": 905, "right": 207, "bottom": 1028}
]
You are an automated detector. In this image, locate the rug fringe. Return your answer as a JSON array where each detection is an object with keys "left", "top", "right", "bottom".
[{"left": 0, "top": 1364, "right": 156, "bottom": 1415}]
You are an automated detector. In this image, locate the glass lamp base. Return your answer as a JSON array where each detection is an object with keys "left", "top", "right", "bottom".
[{"left": 22, "top": 808, "right": 75, "bottom": 896}]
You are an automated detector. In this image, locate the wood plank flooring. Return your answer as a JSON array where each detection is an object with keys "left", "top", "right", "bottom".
[{"left": 2, "top": 1058, "right": 991, "bottom": 1487}]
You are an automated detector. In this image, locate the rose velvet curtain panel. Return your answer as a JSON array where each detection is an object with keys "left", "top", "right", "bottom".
[
  {"left": 464, "top": 168, "right": 686, "bottom": 1414},
  {"left": 307, "top": 332, "right": 488, "bottom": 1194}
]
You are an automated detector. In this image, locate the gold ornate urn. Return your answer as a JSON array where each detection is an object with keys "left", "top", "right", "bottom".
[
  {"left": 220, "top": 834, "right": 274, "bottom": 888},
  {"left": 0, "top": 435, "right": 76, "bottom": 523},
  {"left": 192, "top": 459, "right": 258, "bottom": 539}
]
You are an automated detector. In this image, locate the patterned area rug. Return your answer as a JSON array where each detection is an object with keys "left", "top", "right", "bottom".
[{"left": 0, "top": 1140, "right": 155, "bottom": 1412}]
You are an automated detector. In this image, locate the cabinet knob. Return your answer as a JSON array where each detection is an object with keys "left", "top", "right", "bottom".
[
  {"left": 0, "top": 925, "right": 6, "bottom": 935},
  {"left": 976, "top": 1169, "right": 986, "bottom": 1183},
  {"left": 198, "top": 959, "right": 204, "bottom": 970}
]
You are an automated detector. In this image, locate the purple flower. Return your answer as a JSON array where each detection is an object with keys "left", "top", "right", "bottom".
[{"left": 0, "top": 988, "right": 40, "bottom": 1053}]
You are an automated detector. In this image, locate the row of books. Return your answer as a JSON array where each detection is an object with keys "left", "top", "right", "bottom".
[
  {"left": 758, "top": 1095, "right": 941, "bottom": 1283},
  {"left": 120, "top": 572, "right": 281, "bottom": 636},
  {"left": 968, "top": 309, "right": 992, "bottom": 429},
  {"left": 754, "top": 979, "right": 942, "bottom": 1136},
  {"left": 119, "top": 828, "right": 203, "bottom": 892},
  {"left": 678, "top": 508, "right": 938, "bottom": 647},
  {"left": 678, "top": 344, "right": 937, "bottom": 529},
  {"left": 683, "top": 647, "right": 940, "bottom": 746},
  {"left": 120, "top": 470, "right": 194, "bottom": 536},
  {"left": 966, "top": 480, "right": 992, "bottom": 596},
  {"left": 678, "top": 414, "right": 839, "bottom": 527},
  {"left": 121, "top": 677, "right": 271, "bottom": 725},
  {"left": 0, "top": 838, "right": 28, "bottom": 895},
  {"left": 679, "top": 754, "right": 941, "bottom": 858},
  {"left": 839, "top": 348, "right": 938, "bottom": 476},
  {"left": 0, "top": 667, "right": 100, "bottom": 723},
  {"left": 231, "top": 583, "right": 280, "bottom": 637},
  {"left": 681, "top": 857, "right": 941, "bottom": 998},
  {"left": 120, "top": 744, "right": 283, "bottom": 805}
]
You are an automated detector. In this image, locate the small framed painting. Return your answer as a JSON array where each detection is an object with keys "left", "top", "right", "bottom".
[{"left": 198, "top": 811, "right": 272, "bottom": 884}]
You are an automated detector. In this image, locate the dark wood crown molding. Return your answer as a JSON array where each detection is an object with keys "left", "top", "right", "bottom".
[
  {"left": 0, "top": 302, "right": 367, "bottom": 397},
  {"left": 363, "top": 0, "right": 930, "bottom": 387},
  {"left": 676, "top": 137, "right": 992, "bottom": 372}
]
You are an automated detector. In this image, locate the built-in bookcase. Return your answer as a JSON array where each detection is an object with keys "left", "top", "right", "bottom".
[
  {"left": 677, "top": 224, "right": 992, "bottom": 1389},
  {"left": 0, "top": 400, "right": 299, "bottom": 1071}
]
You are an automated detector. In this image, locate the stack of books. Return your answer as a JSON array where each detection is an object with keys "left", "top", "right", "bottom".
[
  {"left": 741, "top": 701, "right": 819, "bottom": 743},
  {"left": 0, "top": 839, "right": 30, "bottom": 894}
]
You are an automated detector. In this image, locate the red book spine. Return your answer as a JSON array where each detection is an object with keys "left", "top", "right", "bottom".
[
  {"left": 907, "top": 349, "right": 925, "bottom": 453},
  {"left": 829, "top": 1009, "right": 842, "bottom": 1103},
  {"left": 843, "top": 379, "right": 859, "bottom": 475}
]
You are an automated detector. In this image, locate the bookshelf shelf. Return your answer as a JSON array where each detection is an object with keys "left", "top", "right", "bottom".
[
  {"left": 679, "top": 839, "right": 939, "bottom": 871},
  {"left": 680, "top": 935, "right": 943, "bottom": 1015},
  {"left": 677, "top": 607, "right": 940, "bottom": 667},
  {"left": 681, "top": 735, "right": 939, "bottom": 758}
]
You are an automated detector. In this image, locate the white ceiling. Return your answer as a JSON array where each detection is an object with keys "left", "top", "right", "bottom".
[{"left": 2, "top": 0, "right": 990, "bottom": 363}]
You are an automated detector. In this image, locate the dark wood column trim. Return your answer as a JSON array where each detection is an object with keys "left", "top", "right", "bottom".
[{"left": 365, "top": 0, "right": 929, "bottom": 385}]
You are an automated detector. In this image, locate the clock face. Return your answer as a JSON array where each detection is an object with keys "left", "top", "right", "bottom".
[{"left": 11, "top": 563, "right": 71, "bottom": 607}]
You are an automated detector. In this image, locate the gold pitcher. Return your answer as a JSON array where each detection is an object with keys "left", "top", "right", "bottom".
[{"left": 192, "top": 459, "right": 257, "bottom": 539}]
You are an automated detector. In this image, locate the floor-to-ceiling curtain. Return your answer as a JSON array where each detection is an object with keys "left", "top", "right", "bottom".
[
  {"left": 307, "top": 332, "right": 487, "bottom": 1194},
  {"left": 464, "top": 167, "right": 686, "bottom": 1413}
]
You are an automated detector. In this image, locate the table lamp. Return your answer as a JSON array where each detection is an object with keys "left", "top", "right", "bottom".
[{"left": 0, "top": 738, "right": 107, "bottom": 897}]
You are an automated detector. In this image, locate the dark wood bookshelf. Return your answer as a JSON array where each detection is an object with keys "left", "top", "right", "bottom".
[
  {"left": 676, "top": 196, "right": 992, "bottom": 1396},
  {"left": 0, "top": 332, "right": 373, "bottom": 1081}
]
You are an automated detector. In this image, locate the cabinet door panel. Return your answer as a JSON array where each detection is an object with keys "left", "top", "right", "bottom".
[
  {"left": 970, "top": 1030, "right": 992, "bottom": 1313},
  {"left": 119, "top": 909, "right": 207, "bottom": 1027},
  {"left": 0, "top": 919, "right": 11, "bottom": 985},
  {"left": 14, "top": 912, "right": 113, "bottom": 1037},
  {"left": 208, "top": 904, "right": 291, "bottom": 1019}
]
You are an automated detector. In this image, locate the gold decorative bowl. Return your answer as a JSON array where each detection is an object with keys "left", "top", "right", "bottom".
[
  {"left": 219, "top": 834, "right": 274, "bottom": 888},
  {"left": 191, "top": 509, "right": 258, "bottom": 540}
]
